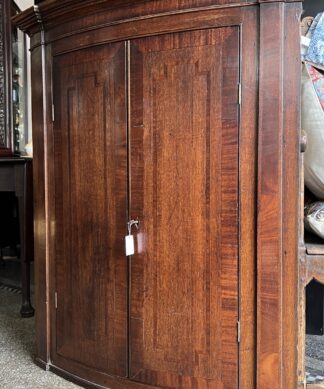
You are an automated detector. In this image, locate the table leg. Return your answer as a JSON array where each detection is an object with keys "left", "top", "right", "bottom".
[
  {"left": 0, "top": 248, "right": 4, "bottom": 266},
  {"left": 17, "top": 172, "right": 34, "bottom": 317},
  {"left": 20, "top": 251, "right": 34, "bottom": 317}
]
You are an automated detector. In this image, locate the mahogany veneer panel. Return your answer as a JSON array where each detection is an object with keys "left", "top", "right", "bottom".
[
  {"left": 281, "top": 3, "right": 301, "bottom": 388},
  {"left": 257, "top": 2, "right": 301, "bottom": 388},
  {"left": 52, "top": 43, "right": 128, "bottom": 377},
  {"left": 130, "top": 27, "right": 240, "bottom": 388}
]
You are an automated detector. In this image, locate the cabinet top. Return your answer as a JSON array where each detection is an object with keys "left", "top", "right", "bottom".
[{"left": 13, "top": 0, "right": 302, "bottom": 36}]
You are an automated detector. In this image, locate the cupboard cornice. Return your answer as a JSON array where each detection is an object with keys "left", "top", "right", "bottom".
[{"left": 13, "top": 0, "right": 301, "bottom": 38}]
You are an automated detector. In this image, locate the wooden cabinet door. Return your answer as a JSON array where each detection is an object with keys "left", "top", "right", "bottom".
[
  {"left": 52, "top": 43, "right": 128, "bottom": 377},
  {"left": 129, "top": 28, "right": 240, "bottom": 388}
]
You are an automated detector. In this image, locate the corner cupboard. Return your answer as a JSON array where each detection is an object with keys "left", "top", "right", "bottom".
[{"left": 14, "top": 1, "right": 301, "bottom": 388}]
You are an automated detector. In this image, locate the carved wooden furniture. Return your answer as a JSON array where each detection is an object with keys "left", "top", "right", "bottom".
[
  {"left": 0, "top": 0, "right": 33, "bottom": 317},
  {"left": 0, "top": 0, "right": 13, "bottom": 156},
  {"left": 305, "top": 241, "right": 324, "bottom": 287},
  {"left": 0, "top": 157, "right": 34, "bottom": 317},
  {"left": 298, "top": 181, "right": 324, "bottom": 384},
  {"left": 13, "top": 0, "right": 302, "bottom": 388},
  {"left": 0, "top": 0, "right": 28, "bottom": 156},
  {"left": 306, "top": 278, "right": 324, "bottom": 335}
]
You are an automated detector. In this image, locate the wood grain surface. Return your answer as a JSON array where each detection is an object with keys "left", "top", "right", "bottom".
[
  {"left": 129, "top": 28, "right": 240, "bottom": 388},
  {"left": 14, "top": 0, "right": 256, "bottom": 36},
  {"left": 258, "top": 2, "right": 301, "bottom": 389},
  {"left": 34, "top": 8, "right": 258, "bottom": 387},
  {"left": 52, "top": 43, "right": 128, "bottom": 377}
]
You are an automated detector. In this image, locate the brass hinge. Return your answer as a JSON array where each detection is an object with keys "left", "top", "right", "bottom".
[
  {"left": 52, "top": 104, "right": 55, "bottom": 122},
  {"left": 237, "top": 321, "right": 241, "bottom": 343},
  {"left": 54, "top": 292, "right": 58, "bottom": 309},
  {"left": 238, "top": 83, "right": 241, "bottom": 105}
]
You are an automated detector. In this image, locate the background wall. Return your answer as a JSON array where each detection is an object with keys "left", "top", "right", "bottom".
[
  {"left": 303, "top": 0, "right": 323, "bottom": 17},
  {"left": 14, "top": 0, "right": 32, "bottom": 11}
]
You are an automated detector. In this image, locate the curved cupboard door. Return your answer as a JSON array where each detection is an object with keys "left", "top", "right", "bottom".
[
  {"left": 49, "top": 16, "right": 257, "bottom": 388},
  {"left": 129, "top": 28, "right": 240, "bottom": 388},
  {"left": 52, "top": 42, "right": 128, "bottom": 377}
]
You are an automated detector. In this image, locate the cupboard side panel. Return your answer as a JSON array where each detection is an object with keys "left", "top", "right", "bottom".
[
  {"left": 258, "top": 4, "right": 283, "bottom": 386},
  {"left": 257, "top": 3, "right": 300, "bottom": 388},
  {"left": 31, "top": 39, "right": 49, "bottom": 366},
  {"left": 282, "top": 3, "right": 301, "bottom": 389},
  {"left": 239, "top": 8, "right": 258, "bottom": 389}
]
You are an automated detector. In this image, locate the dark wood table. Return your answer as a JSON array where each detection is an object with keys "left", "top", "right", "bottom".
[{"left": 0, "top": 157, "right": 34, "bottom": 317}]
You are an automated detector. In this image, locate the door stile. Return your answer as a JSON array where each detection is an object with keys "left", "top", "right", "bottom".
[
  {"left": 126, "top": 39, "right": 131, "bottom": 379},
  {"left": 238, "top": 25, "right": 242, "bottom": 389}
]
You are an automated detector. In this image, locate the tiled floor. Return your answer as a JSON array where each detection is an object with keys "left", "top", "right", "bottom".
[
  {"left": 0, "top": 286, "right": 81, "bottom": 388},
  {"left": 307, "top": 371, "right": 324, "bottom": 385},
  {"left": 307, "top": 335, "right": 324, "bottom": 363},
  {"left": 0, "top": 257, "right": 81, "bottom": 389},
  {"left": 306, "top": 335, "right": 324, "bottom": 386}
]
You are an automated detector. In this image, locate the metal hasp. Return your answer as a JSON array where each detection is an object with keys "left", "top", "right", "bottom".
[{"left": 127, "top": 219, "right": 139, "bottom": 234}]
